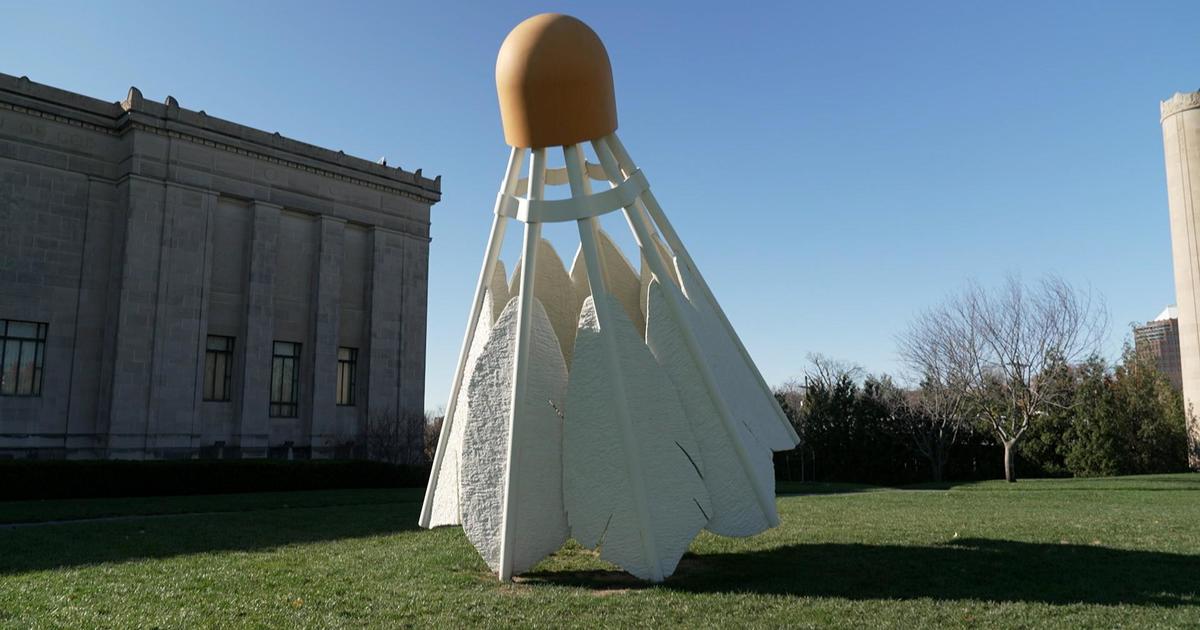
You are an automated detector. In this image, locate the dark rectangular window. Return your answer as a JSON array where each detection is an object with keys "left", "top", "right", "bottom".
[
  {"left": 270, "top": 341, "right": 300, "bottom": 417},
  {"left": 203, "top": 335, "right": 234, "bottom": 402},
  {"left": 1, "top": 320, "right": 47, "bottom": 397},
  {"left": 336, "top": 347, "right": 357, "bottom": 406}
]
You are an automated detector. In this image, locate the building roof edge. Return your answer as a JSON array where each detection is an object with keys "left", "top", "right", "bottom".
[{"left": 0, "top": 72, "right": 441, "bottom": 200}]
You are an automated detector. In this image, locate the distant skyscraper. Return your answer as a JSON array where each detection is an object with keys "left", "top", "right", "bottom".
[
  {"left": 1134, "top": 306, "right": 1183, "bottom": 391},
  {"left": 1160, "top": 91, "right": 1200, "bottom": 468}
]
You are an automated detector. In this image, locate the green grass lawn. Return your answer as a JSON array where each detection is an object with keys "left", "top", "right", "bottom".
[{"left": 1, "top": 474, "right": 1198, "bottom": 628}]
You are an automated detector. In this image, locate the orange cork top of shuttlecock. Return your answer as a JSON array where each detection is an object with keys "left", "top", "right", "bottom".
[{"left": 496, "top": 14, "right": 618, "bottom": 149}]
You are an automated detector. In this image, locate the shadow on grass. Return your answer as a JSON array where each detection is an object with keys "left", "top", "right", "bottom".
[
  {"left": 523, "top": 538, "right": 1200, "bottom": 606},
  {"left": 0, "top": 501, "right": 421, "bottom": 575}
]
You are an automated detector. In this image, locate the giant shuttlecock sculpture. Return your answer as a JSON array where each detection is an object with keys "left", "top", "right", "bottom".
[{"left": 419, "top": 13, "right": 800, "bottom": 582}]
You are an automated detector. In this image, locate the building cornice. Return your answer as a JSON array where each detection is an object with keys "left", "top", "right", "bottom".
[
  {"left": 1162, "top": 91, "right": 1200, "bottom": 121},
  {"left": 120, "top": 117, "right": 440, "bottom": 204},
  {"left": 0, "top": 73, "right": 442, "bottom": 204},
  {"left": 0, "top": 99, "right": 118, "bottom": 137}
]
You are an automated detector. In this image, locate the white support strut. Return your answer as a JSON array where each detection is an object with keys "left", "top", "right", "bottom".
[
  {"left": 420, "top": 146, "right": 525, "bottom": 528},
  {"left": 590, "top": 138, "right": 780, "bottom": 528},
  {"left": 498, "top": 148, "right": 547, "bottom": 582},
  {"left": 565, "top": 142, "right": 666, "bottom": 582},
  {"left": 605, "top": 134, "right": 800, "bottom": 446}
]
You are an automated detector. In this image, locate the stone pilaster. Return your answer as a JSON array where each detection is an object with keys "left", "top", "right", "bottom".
[
  {"left": 237, "top": 200, "right": 281, "bottom": 457},
  {"left": 309, "top": 215, "right": 344, "bottom": 456},
  {"left": 189, "top": 191, "right": 218, "bottom": 447},
  {"left": 65, "top": 177, "right": 118, "bottom": 458},
  {"left": 106, "top": 176, "right": 166, "bottom": 458},
  {"left": 144, "top": 183, "right": 212, "bottom": 457},
  {"left": 398, "top": 232, "right": 430, "bottom": 460},
  {"left": 366, "top": 227, "right": 403, "bottom": 424}
]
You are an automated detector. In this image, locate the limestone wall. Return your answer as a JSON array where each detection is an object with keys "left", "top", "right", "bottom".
[{"left": 0, "top": 72, "right": 439, "bottom": 460}]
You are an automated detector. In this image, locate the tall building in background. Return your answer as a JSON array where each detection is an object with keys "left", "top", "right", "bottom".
[
  {"left": 1134, "top": 306, "right": 1183, "bottom": 391},
  {"left": 0, "top": 73, "right": 440, "bottom": 460},
  {"left": 1161, "top": 91, "right": 1200, "bottom": 468}
]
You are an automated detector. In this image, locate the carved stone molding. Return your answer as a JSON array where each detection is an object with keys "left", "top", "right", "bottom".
[
  {"left": 1, "top": 72, "right": 441, "bottom": 202},
  {"left": 1162, "top": 91, "right": 1200, "bottom": 120},
  {"left": 0, "top": 99, "right": 439, "bottom": 204}
]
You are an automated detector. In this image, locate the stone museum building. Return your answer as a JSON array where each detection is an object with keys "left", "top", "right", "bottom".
[{"left": 0, "top": 72, "right": 440, "bottom": 460}]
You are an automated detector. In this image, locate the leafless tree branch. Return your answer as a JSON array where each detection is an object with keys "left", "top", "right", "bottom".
[{"left": 900, "top": 274, "right": 1107, "bottom": 481}]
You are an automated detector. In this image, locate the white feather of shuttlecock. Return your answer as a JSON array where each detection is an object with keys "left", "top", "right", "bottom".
[
  {"left": 638, "top": 233, "right": 678, "bottom": 322},
  {"left": 675, "top": 264, "right": 798, "bottom": 452},
  {"left": 646, "top": 277, "right": 777, "bottom": 536},
  {"left": 508, "top": 239, "right": 583, "bottom": 367},
  {"left": 565, "top": 293, "right": 711, "bottom": 581},
  {"left": 569, "top": 230, "right": 644, "bottom": 336},
  {"left": 427, "top": 262, "right": 509, "bottom": 528},
  {"left": 460, "top": 297, "right": 569, "bottom": 574}
]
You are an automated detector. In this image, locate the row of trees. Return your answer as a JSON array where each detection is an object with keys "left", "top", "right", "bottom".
[
  {"left": 1020, "top": 352, "right": 1188, "bottom": 477},
  {"left": 777, "top": 275, "right": 1190, "bottom": 484},
  {"left": 409, "top": 276, "right": 1187, "bottom": 482},
  {"left": 777, "top": 361, "right": 999, "bottom": 484}
]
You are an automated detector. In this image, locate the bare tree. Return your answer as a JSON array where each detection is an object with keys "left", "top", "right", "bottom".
[
  {"left": 786, "top": 354, "right": 867, "bottom": 482},
  {"left": 423, "top": 414, "right": 444, "bottom": 464},
  {"left": 774, "top": 377, "right": 807, "bottom": 417},
  {"left": 898, "top": 310, "right": 972, "bottom": 482},
  {"left": 911, "top": 275, "right": 1106, "bottom": 482},
  {"left": 804, "top": 353, "right": 863, "bottom": 390},
  {"left": 365, "top": 407, "right": 428, "bottom": 465}
]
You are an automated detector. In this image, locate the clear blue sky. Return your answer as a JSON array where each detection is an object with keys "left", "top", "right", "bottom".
[{"left": 5, "top": 1, "right": 1198, "bottom": 410}]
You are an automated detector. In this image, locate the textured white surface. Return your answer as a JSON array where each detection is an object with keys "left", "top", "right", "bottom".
[
  {"left": 638, "top": 233, "right": 678, "bottom": 320},
  {"left": 427, "top": 283, "right": 509, "bottom": 528},
  {"left": 677, "top": 264, "right": 798, "bottom": 451},
  {"left": 570, "top": 230, "right": 644, "bottom": 336},
  {"left": 428, "top": 294, "right": 492, "bottom": 527},
  {"left": 487, "top": 260, "right": 511, "bottom": 324},
  {"left": 645, "top": 279, "right": 777, "bottom": 536},
  {"left": 569, "top": 247, "right": 590, "bottom": 315},
  {"left": 509, "top": 239, "right": 585, "bottom": 367},
  {"left": 460, "top": 297, "right": 569, "bottom": 575},
  {"left": 564, "top": 294, "right": 711, "bottom": 581}
]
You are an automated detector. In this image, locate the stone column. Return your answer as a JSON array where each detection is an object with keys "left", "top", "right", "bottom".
[
  {"left": 364, "top": 226, "right": 428, "bottom": 464},
  {"left": 106, "top": 176, "right": 166, "bottom": 458},
  {"left": 308, "top": 216, "right": 344, "bottom": 457},
  {"left": 190, "top": 192, "right": 218, "bottom": 445},
  {"left": 1161, "top": 91, "right": 1200, "bottom": 469},
  {"left": 145, "top": 183, "right": 212, "bottom": 457},
  {"left": 366, "top": 227, "right": 404, "bottom": 435},
  {"left": 237, "top": 201, "right": 281, "bottom": 457},
  {"left": 67, "top": 177, "right": 118, "bottom": 458},
  {"left": 398, "top": 232, "right": 430, "bottom": 462}
]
